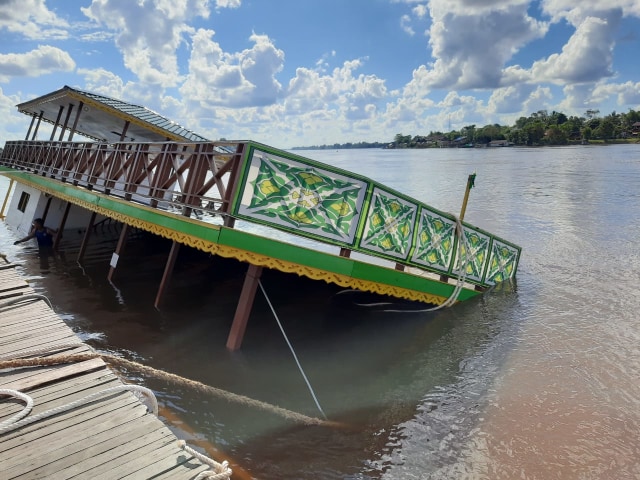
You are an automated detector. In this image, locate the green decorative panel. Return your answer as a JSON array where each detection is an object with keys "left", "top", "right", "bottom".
[
  {"left": 410, "top": 208, "right": 456, "bottom": 274},
  {"left": 452, "top": 227, "right": 491, "bottom": 284},
  {"left": 357, "top": 187, "right": 417, "bottom": 261},
  {"left": 235, "top": 148, "right": 368, "bottom": 244},
  {"left": 484, "top": 239, "right": 520, "bottom": 285}
]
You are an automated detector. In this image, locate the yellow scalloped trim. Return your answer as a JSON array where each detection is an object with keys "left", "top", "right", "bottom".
[{"left": 8, "top": 174, "right": 448, "bottom": 305}]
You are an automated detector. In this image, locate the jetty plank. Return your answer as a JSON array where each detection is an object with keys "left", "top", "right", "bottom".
[{"left": 0, "top": 266, "right": 219, "bottom": 479}]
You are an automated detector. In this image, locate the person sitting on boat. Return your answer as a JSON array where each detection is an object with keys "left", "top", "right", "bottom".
[{"left": 14, "top": 218, "right": 58, "bottom": 247}]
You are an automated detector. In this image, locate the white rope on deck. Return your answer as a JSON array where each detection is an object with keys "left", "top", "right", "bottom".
[
  {"left": 0, "top": 293, "right": 54, "bottom": 310},
  {"left": 0, "top": 384, "right": 157, "bottom": 434}
]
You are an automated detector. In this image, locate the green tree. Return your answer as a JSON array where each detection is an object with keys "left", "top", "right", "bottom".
[{"left": 544, "top": 125, "right": 568, "bottom": 145}]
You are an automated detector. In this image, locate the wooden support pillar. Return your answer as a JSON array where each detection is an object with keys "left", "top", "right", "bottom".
[
  {"left": 58, "top": 104, "right": 74, "bottom": 141},
  {"left": 25, "top": 115, "right": 36, "bottom": 141},
  {"left": 50, "top": 106, "right": 64, "bottom": 141},
  {"left": 31, "top": 111, "right": 44, "bottom": 141},
  {"left": 0, "top": 179, "right": 15, "bottom": 219},
  {"left": 107, "top": 223, "right": 129, "bottom": 282},
  {"left": 339, "top": 247, "right": 351, "bottom": 258},
  {"left": 77, "top": 211, "right": 97, "bottom": 262},
  {"left": 226, "top": 264, "right": 263, "bottom": 351},
  {"left": 154, "top": 241, "right": 181, "bottom": 309},
  {"left": 53, "top": 202, "right": 71, "bottom": 250},
  {"left": 67, "top": 101, "right": 84, "bottom": 141},
  {"left": 119, "top": 120, "right": 130, "bottom": 142},
  {"left": 395, "top": 263, "right": 405, "bottom": 271},
  {"left": 40, "top": 196, "right": 53, "bottom": 223}
]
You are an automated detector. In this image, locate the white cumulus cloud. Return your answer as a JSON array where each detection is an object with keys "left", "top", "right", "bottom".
[
  {"left": 81, "top": 0, "right": 212, "bottom": 87},
  {"left": 179, "top": 29, "right": 284, "bottom": 109},
  {"left": 0, "top": 46, "right": 75, "bottom": 83},
  {"left": 0, "top": 0, "right": 69, "bottom": 39}
]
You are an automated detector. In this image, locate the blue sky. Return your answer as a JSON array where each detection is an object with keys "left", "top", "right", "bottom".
[{"left": 1, "top": 0, "right": 639, "bottom": 148}]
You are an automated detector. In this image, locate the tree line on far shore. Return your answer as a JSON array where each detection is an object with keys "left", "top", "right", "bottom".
[{"left": 294, "top": 108, "right": 640, "bottom": 150}]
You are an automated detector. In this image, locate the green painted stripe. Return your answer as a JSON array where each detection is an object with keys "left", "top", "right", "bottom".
[
  {"left": 2, "top": 168, "right": 481, "bottom": 302},
  {"left": 2, "top": 170, "right": 221, "bottom": 243}
]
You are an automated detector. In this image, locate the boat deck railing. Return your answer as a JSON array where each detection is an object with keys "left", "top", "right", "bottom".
[{"left": 1, "top": 139, "right": 520, "bottom": 288}]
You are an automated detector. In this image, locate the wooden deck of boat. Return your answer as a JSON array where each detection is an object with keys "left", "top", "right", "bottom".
[{"left": 0, "top": 263, "right": 213, "bottom": 479}]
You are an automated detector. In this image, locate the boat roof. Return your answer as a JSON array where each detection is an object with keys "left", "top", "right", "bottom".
[{"left": 16, "top": 85, "right": 210, "bottom": 143}]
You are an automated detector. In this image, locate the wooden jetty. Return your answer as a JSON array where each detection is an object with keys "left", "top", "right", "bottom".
[{"left": 0, "top": 263, "right": 227, "bottom": 479}]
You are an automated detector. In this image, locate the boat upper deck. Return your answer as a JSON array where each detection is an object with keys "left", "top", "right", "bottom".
[{"left": 0, "top": 139, "right": 520, "bottom": 306}]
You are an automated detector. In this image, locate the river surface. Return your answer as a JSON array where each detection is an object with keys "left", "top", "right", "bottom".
[{"left": 1, "top": 144, "right": 639, "bottom": 479}]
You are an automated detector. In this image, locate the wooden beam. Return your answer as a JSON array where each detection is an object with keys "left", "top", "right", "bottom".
[
  {"left": 58, "top": 104, "right": 74, "bottom": 141},
  {"left": 77, "top": 211, "right": 97, "bottom": 263},
  {"left": 25, "top": 115, "right": 37, "bottom": 141},
  {"left": 53, "top": 202, "right": 71, "bottom": 250},
  {"left": 107, "top": 223, "right": 129, "bottom": 282},
  {"left": 0, "top": 179, "right": 14, "bottom": 219},
  {"left": 154, "top": 241, "right": 181, "bottom": 309},
  {"left": 67, "top": 101, "right": 84, "bottom": 141},
  {"left": 226, "top": 264, "right": 263, "bottom": 351},
  {"left": 31, "top": 111, "right": 44, "bottom": 141},
  {"left": 40, "top": 196, "right": 53, "bottom": 223},
  {"left": 50, "top": 106, "right": 64, "bottom": 141}
]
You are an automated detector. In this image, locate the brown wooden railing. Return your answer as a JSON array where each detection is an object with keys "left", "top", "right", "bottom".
[{"left": 0, "top": 140, "right": 245, "bottom": 221}]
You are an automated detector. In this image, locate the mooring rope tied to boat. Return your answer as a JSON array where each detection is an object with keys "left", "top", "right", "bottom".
[
  {"left": 383, "top": 215, "right": 472, "bottom": 313},
  {"left": 0, "top": 344, "right": 335, "bottom": 427},
  {"left": 258, "top": 279, "right": 328, "bottom": 421}
]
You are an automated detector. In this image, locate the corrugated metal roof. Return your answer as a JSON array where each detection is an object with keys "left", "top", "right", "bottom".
[
  {"left": 69, "top": 87, "right": 210, "bottom": 142},
  {"left": 16, "top": 85, "right": 211, "bottom": 143}
]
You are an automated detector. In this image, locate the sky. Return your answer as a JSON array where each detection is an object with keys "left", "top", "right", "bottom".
[{"left": 0, "top": 0, "right": 639, "bottom": 148}]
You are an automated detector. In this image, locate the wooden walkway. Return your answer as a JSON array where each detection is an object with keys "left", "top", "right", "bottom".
[{"left": 0, "top": 263, "right": 218, "bottom": 479}]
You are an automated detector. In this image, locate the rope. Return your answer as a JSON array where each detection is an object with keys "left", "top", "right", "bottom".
[
  {"left": 0, "top": 388, "right": 33, "bottom": 429},
  {"left": 177, "top": 440, "right": 232, "bottom": 480},
  {"left": 0, "top": 293, "right": 54, "bottom": 310},
  {"left": 0, "top": 384, "right": 157, "bottom": 434},
  {"left": 258, "top": 280, "right": 328, "bottom": 420},
  {"left": 383, "top": 215, "right": 472, "bottom": 313},
  {"left": 0, "top": 349, "right": 231, "bottom": 479},
  {"left": 0, "top": 347, "right": 334, "bottom": 427}
]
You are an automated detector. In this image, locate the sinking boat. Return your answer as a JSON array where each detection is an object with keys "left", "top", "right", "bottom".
[{"left": 0, "top": 86, "right": 521, "bottom": 349}]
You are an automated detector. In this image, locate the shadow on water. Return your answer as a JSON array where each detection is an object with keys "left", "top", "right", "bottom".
[{"left": 1, "top": 218, "right": 522, "bottom": 479}]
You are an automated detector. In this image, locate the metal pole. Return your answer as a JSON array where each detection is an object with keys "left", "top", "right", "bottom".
[{"left": 459, "top": 172, "right": 476, "bottom": 223}]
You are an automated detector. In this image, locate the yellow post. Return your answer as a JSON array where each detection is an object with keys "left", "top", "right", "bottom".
[
  {"left": 458, "top": 173, "right": 476, "bottom": 223},
  {"left": 0, "top": 179, "right": 15, "bottom": 220}
]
